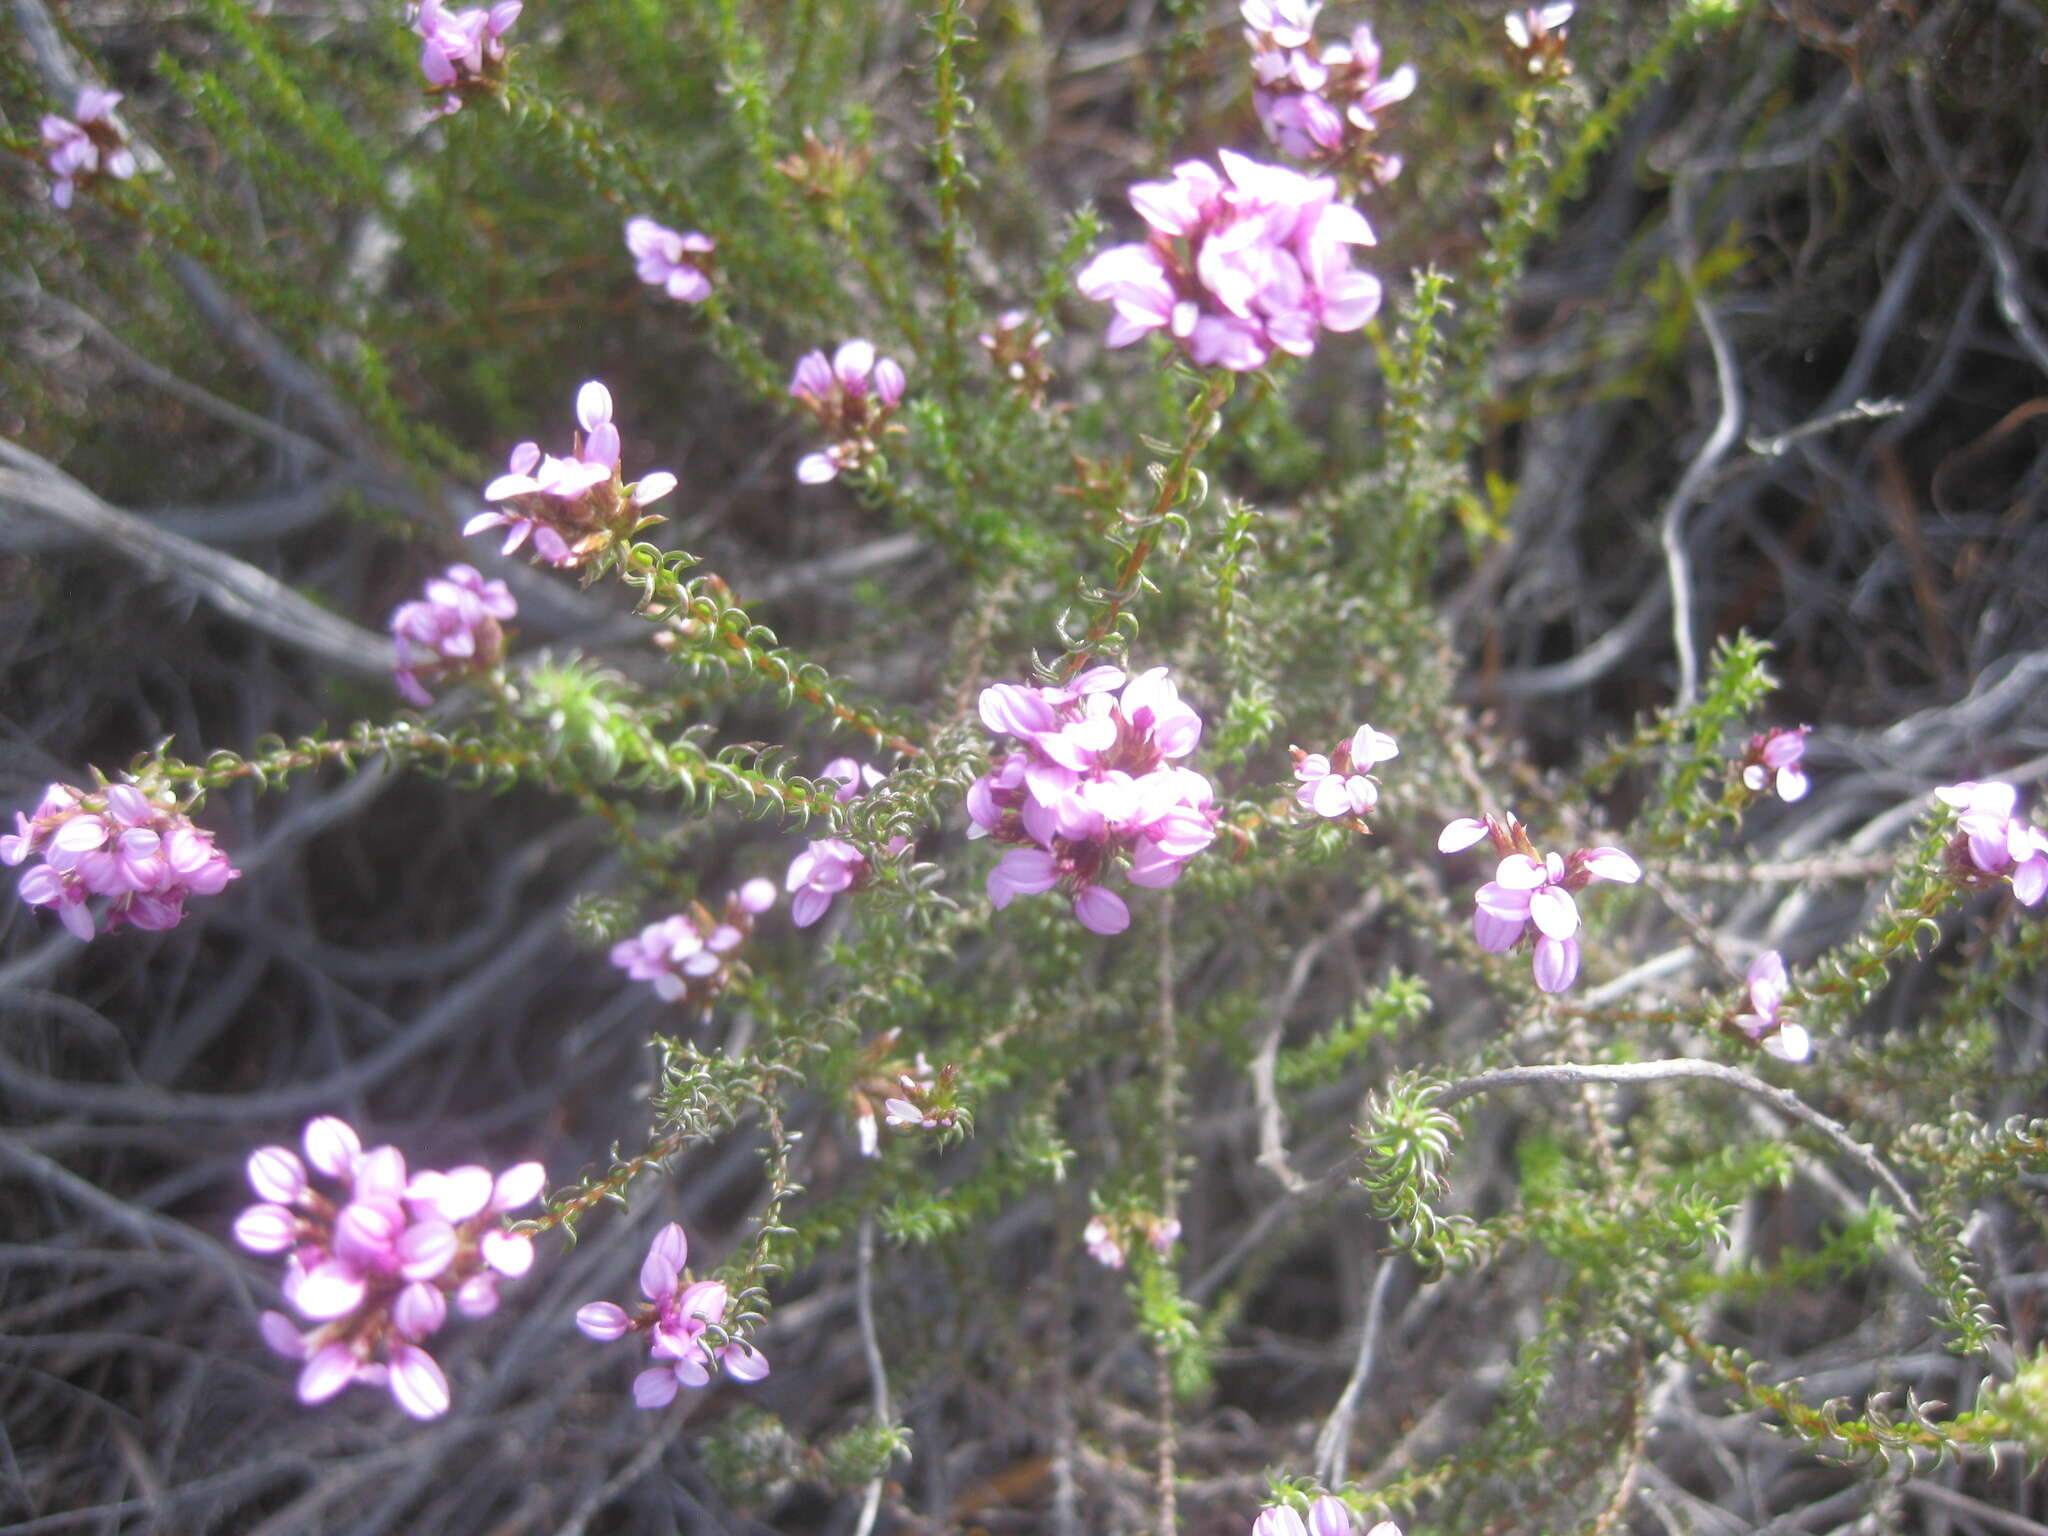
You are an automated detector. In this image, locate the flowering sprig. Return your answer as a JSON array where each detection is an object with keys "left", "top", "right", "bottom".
[
  {"left": 575, "top": 1222, "right": 769, "bottom": 1407},
  {"left": 1292, "top": 723, "right": 1398, "bottom": 824},
  {"left": 3, "top": 780, "right": 237, "bottom": 940},
  {"left": 1504, "top": 3, "right": 1575, "bottom": 78},
  {"left": 389, "top": 564, "right": 515, "bottom": 706},
  {"left": 611, "top": 879, "right": 778, "bottom": 1008},
  {"left": 233, "top": 1117, "right": 544, "bottom": 1419},
  {"left": 789, "top": 341, "right": 907, "bottom": 484},
  {"left": 1727, "top": 950, "right": 1810, "bottom": 1063},
  {"left": 1438, "top": 812, "right": 1641, "bottom": 992},
  {"left": 40, "top": 87, "right": 136, "bottom": 209},
  {"left": 979, "top": 309, "right": 1054, "bottom": 406},
  {"left": 625, "top": 217, "right": 715, "bottom": 304},
  {"left": 1241, "top": 2, "right": 1416, "bottom": 188},
  {"left": 1937, "top": 782, "right": 2048, "bottom": 906},
  {"left": 410, "top": 0, "right": 520, "bottom": 114},
  {"left": 465, "top": 381, "right": 676, "bottom": 568},
  {"left": 1076, "top": 151, "right": 1381, "bottom": 372},
  {"left": 1738, "top": 725, "right": 1811, "bottom": 804},
  {"left": 971, "top": 665, "right": 1218, "bottom": 936},
  {"left": 1082, "top": 1210, "right": 1181, "bottom": 1270}
]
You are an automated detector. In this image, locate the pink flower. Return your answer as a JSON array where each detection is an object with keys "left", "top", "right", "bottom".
[
  {"left": 1739, "top": 725, "right": 1810, "bottom": 803},
  {"left": 1937, "top": 781, "right": 2048, "bottom": 906},
  {"left": 1241, "top": 5, "right": 1414, "bottom": 183},
  {"left": 978, "top": 309, "right": 1055, "bottom": 405},
  {"left": 1504, "top": 2, "right": 1574, "bottom": 75},
  {"left": 389, "top": 564, "right": 515, "bottom": 706},
  {"left": 789, "top": 340, "right": 908, "bottom": 484},
  {"left": 576, "top": 1222, "right": 769, "bottom": 1406},
  {"left": 40, "top": 87, "right": 137, "bottom": 209},
  {"left": 1077, "top": 151, "right": 1381, "bottom": 371},
  {"left": 1293, "top": 722, "right": 1398, "bottom": 820},
  {"left": 1440, "top": 813, "right": 1640, "bottom": 993},
  {"left": 625, "top": 217, "right": 715, "bottom": 303},
  {"left": 972, "top": 666, "right": 1217, "bottom": 934},
  {"left": 411, "top": 0, "right": 520, "bottom": 112},
  {"left": 465, "top": 381, "right": 676, "bottom": 568},
  {"left": 3, "top": 780, "right": 238, "bottom": 941},
  {"left": 235, "top": 1117, "right": 545, "bottom": 1419},
  {"left": 1252, "top": 1501, "right": 1401, "bottom": 1536},
  {"left": 1730, "top": 950, "right": 1809, "bottom": 1063},
  {"left": 787, "top": 838, "right": 866, "bottom": 928},
  {"left": 1083, "top": 1216, "right": 1125, "bottom": 1269},
  {"left": 610, "top": 882, "right": 775, "bottom": 1007}
]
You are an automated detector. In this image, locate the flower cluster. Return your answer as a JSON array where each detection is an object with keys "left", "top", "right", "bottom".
[
  {"left": 1438, "top": 813, "right": 1641, "bottom": 993},
  {"left": 411, "top": 0, "right": 520, "bottom": 112},
  {"left": 233, "top": 1117, "right": 543, "bottom": 1419},
  {"left": 1292, "top": 723, "right": 1398, "bottom": 823},
  {"left": 1937, "top": 781, "right": 2048, "bottom": 906},
  {"left": 972, "top": 665, "right": 1218, "bottom": 936},
  {"left": 1504, "top": 3, "right": 1574, "bottom": 77},
  {"left": 1738, "top": 725, "right": 1810, "bottom": 803},
  {"left": 625, "top": 217, "right": 715, "bottom": 304},
  {"left": 389, "top": 564, "right": 515, "bottom": 706},
  {"left": 1241, "top": 2, "right": 1415, "bottom": 186},
  {"left": 789, "top": 341, "right": 907, "bottom": 484},
  {"left": 1729, "top": 950, "right": 1810, "bottom": 1063},
  {"left": 979, "top": 309, "right": 1055, "bottom": 406},
  {"left": 465, "top": 381, "right": 676, "bottom": 568},
  {"left": 40, "top": 87, "right": 136, "bottom": 210},
  {"left": 1076, "top": 150, "right": 1382, "bottom": 372},
  {"left": 611, "top": 879, "right": 777, "bottom": 1008},
  {"left": 3, "top": 781, "right": 237, "bottom": 940},
  {"left": 1252, "top": 1498, "right": 1398, "bottom": 1536},
  {"left": 576, "top": 1223, "right": 768, "bottom": 1407},
  {"left": 1082, "top": 1211, "right": 1180, "bottom": 1270}
]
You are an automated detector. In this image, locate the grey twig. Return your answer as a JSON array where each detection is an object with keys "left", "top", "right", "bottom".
[
  {"left": 1434, "top": 1058, "right": 1922, "bottom": 1225},
  {"left": 1312, "top": 1256, "right": 1397, "bottom": 1489},
  {"left": 0, "top": 443, "right": 391, "bottom": 677}
]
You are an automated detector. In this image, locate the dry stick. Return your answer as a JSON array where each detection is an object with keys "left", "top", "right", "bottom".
[
  {"left": 0, "top": 448, "right": 391, "bottom": 677},
  {"left": 852, "top": 1211, "right": 892, "bottom": 1536},
  {"left": 1434, "top": 1059, "right": 1922, "bottom": 1224},
  {"left": 1311, "top": 1256, "right": 1398, "bottom": 1489},
  {"left": 1660, "top": 173, "right": 1745, "bottom": 711},
  {"left": 1250, "top": 899, "right": 1378, "bottom": 1193}
]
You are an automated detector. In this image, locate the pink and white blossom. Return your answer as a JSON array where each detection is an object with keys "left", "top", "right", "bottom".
[
  {"left": 1293, "top": 723, "right": 1398, "bottom": 821},
  {"left": 410, "top": 0, "right": 520, "bottom": 113},
  {"left": 1251, "top": 1499, "right": 1400, "bottom": 1536},
  {"left": 3, "top": 780, "right": 237, "bottom": 940},
  {"left": 40, "top": 87, "right": 136, "bottom": 209},
  {"left": 789, "top": 340, "right": 908, "bottom": 484},
  {"left": 1504, "top": 2, "right": 1574, "bottom": 75},
  {"left": 1730, "top": 950, "right": 1809, "bottom": 1063},
  {"left": 1077, "top": 151, "right": 1382, "bottom": 371},
  {"left": 1937, "top": 781, "right": 2048, "bottom": 906},
  {"left": 389, "top": 564, "right": 515, "bottom": 706},
  {"left": 235, "top": 1117, "right": 545, "bottom": 1419},
  {"left": 625, "top": 217, "right": 715, "bottom": 303},
  {"left": 971, "top": 665, "right": 1217, "bottom": 934},
  {"left": 1439, "top": 812, "right": 1640, "bottom": 994},
  {"left": 1739, "top": 725, "right": 1810, "bottom": 803},
  {"left": 611, "top": 881, "right": 776, "bottom": 1006},
  {"left": 1241, "top": 5, "right": 1415, "bottom": 183},
  {"left": 465, "top": 381, "right": 676, "bottom": 568},
  {"left": 576, "top": 1222, "right": 769, "bottom": 1406}
]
